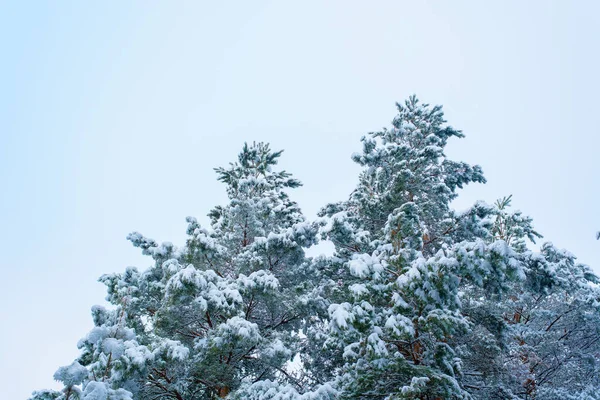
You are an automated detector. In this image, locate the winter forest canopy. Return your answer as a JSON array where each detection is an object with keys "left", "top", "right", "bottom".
[{"left": 31, "top": 97, "right": 600, "bottom": 400}]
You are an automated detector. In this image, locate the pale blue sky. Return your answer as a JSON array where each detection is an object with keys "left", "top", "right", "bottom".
[{"left": 1, "top": 1, "right": 599, "bottom": 398}]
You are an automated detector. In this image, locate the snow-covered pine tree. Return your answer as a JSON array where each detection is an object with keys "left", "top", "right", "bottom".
[
  {"left": 457, "top": 196, "right": 600, "bottom": 399},
  {"left": 314, "top": 96, "right": 497, "bottom": 399},
  {"left": 315, "top": 96, "right": 600, "bottom": 399},
  {"left": 30, "top": 99, "right": 600, "bottom": 400},
  {"left": 30, "top": 142, "right": 325, "bottom": 400}
]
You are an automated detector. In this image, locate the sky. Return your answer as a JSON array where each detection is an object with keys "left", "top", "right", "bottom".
[{"left": 1, "top": 1, "right": 599, "bottom": 398}]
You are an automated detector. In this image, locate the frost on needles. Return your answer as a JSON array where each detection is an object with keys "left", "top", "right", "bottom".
[{"left": 31, "top": 98, "right": 600, "bottom": 400}]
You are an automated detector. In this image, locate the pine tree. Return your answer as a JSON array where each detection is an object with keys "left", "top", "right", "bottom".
[
  {"left": 31, "top": 143, "right": 323, "bottom": 400},
  {"left": 457, "top": 199, "right": 600, "bottom": 399},
  {"left": 31, "top": 99, "right": 600, "bottom": 400},
  {"left": 315, "top": 97, "right": 572, "bottom": 399}
]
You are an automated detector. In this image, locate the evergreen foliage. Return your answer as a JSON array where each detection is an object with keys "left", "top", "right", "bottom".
[{"left": 31, "top": 99, "right": 600, "bottom": 400}]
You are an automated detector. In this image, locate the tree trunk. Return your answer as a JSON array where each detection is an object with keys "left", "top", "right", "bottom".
[{"left": 217, "top": 386, "right": 230, "bottom": 398}]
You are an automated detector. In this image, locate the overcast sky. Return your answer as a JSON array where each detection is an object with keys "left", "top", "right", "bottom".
[{"left": 1, "top": 1, "right": 599, "bottom": 398}]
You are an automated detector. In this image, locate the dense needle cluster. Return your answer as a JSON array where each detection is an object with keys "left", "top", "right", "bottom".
[{"left": 32, "top": 97, "right": 600, "bottom": 400}]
